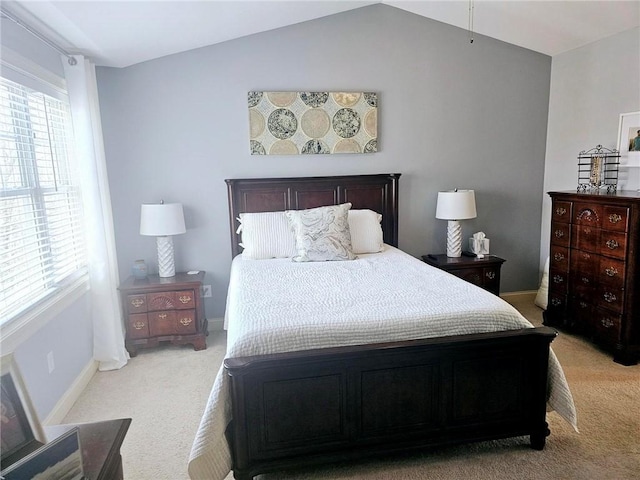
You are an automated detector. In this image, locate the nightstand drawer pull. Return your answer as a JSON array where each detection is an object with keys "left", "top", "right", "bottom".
[
  {"left": 581, "top": 277, "right": 590, "bottom": 284},
  {"left": 579, "top": 301, "right": 588, "bottom": 308},
  {"left": 485, "top": 271, "right": 496, "bottom": 280},
  {"left": 131, "top": 298, "right": 144, "bottom": 308},
  {"left": 608, "top": 214, "right": 622, "bottom": 224},
  {"left": 133, "top": 321, "right": 145, "bottom": 330},
  {"left": 180, "top": 317, "right": 193, "bottom": 326},
  {"left": 606, "top": 239, "right": 619, "bottom": 250},
  {"left": 554, "top": 230, "right": 565, "bottom": 238},
  {"left": 603, "top": 292, "right": 617, "bottom": 303},
  {"left": 553, "top": 275, "right": 564, "bottom": 284},
  {"left": 551, "top": 298, "right": 562, "bottom": 307},
  {"left": 553, "top": 253, "right": 565, "bottom": 262},
  {"left": 555, "top": 207, "right": 567, "bottom": 216},
  {"left": 179, "top": 295, "right": 192, "bottom": 304},
  {"left": 158, "top": 313, "right": 167, "bottom": 319}
]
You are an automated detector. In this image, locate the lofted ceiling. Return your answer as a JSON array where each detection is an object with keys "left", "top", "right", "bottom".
[{"left": 2, "top": 1, "right": 639, "bottom": 68}]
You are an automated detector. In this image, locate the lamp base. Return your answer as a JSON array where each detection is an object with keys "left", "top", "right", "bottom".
[
  {"left": 446, "top": 220, "right": 462, "bottom": 258},
  {"left": 156, "top": 236, "right": 175, "bottom": 277}
]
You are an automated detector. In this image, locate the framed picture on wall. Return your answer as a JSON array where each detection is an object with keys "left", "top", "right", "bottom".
[
  {"left": 617, "top": 111, "right": 640, "bottom": 167},
  {"left": 0, "top": 354, "right": 46, "bottom": 470}
]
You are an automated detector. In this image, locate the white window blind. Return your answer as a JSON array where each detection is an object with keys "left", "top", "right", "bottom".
[{"left": 0, "top": 76, "right": 86, "bottom": 325}]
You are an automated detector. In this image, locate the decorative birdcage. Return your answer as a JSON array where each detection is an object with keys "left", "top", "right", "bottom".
[{"left": 577, "top": 145, "right": 620, "bottom": 193}]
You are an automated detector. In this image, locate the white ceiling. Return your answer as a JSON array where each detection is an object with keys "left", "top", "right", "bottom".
[{"left": 3, "top": 1, "right": 640, "bottom": 68}]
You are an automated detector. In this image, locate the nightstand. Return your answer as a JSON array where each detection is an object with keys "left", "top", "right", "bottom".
[
  {"left": 118, "top": 271, "right": 207, "bottom": 356},
  {"left": 421, "top": 254, "right": 506, "bottom": 295}
]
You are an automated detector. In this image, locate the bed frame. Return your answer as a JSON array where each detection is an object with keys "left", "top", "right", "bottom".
[{"left": 224, "top": 173, "right": 557, "bottom": 480}]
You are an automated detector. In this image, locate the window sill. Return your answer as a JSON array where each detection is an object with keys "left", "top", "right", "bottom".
[{"left": 0, "top": 274, "right": 90, "bottom": 352}]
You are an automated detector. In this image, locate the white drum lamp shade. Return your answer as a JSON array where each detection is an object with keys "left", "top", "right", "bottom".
[
  {"left": 435, "top": 190, "right": 477, "bottom": 258},
  {"left": 140, "top": 203, "right": 186, "bottom": 277}
]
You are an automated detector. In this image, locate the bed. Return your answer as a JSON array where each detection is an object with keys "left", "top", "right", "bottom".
[{"left": 188, "top": 173, "right": 577, "bottom": 480}]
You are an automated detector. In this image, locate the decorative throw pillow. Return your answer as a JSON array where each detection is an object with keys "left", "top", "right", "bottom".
[
  {"left": 348, "top": 209, "right": 384, "bottom": 254},
  {"left": 238, "top": 211, "right": 297, "bottom": 259},
  {"left": 285, "top": 203, "right": 356, "bottom": 262}
]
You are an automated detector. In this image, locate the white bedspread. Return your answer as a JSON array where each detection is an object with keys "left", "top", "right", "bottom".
[{"left": 188, "top": 246, "right": 577, "bottom": 479}]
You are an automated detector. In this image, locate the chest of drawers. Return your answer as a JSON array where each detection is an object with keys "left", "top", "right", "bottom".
[
  {"left": 118, "top": 272, "right": 207, "bottom": 356},
  {"left": 545, "top": 191, "right": 640, "bottom": 365}
]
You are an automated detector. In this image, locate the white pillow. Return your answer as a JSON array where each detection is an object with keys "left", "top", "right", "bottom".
[
  {"left": 348, "top": 209, "right": 384, "bottom": 254},
  {"left": 285, "top": 203, "right": 356, "bottom": 262},
  {"left": 238, "top": 211, "right": 297, "bottom": 259}
]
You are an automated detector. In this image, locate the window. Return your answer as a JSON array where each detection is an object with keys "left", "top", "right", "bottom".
[{"left": 0, "top": 76, "right": 86, "bottom": 325}]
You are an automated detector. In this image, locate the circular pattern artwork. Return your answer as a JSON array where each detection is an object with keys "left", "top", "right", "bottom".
[
  {"left": 268, "top": 109, "right": 297, "bottom": 139},
  {"left": 333, "top": 108, "right": 361, "bottom": 138},
  {"left": 248, "top": 92, "right": 377, "bottom": 154}
]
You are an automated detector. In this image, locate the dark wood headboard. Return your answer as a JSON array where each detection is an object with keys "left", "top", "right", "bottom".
[{"left": 225, "top": 173, "right": 401, "bottom": 257}]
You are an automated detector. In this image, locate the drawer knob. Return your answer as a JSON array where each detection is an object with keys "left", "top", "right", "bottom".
[
  {"left": 553, "top": 275, "right": 564, "bottom": 284},
  {"left": 579, "top": 301, "right": 588, "bottom": 308},
  {"left": 554, "top": 230, "right": 564, "bottom": 238},
  {"left": 581, "top": 277, "right": 590, "bottom": 284},
  {"left": 605, "top": 239, "right": 619, "bottom": 250},
  {"left": 133, "top": 321, "right": 145, "bottom": 330},
  {"left": 180, "top": 317, "right": 193, "bottom": 326},
  {"left": 555, "top": 207, "right": 567, "bottom": 216},
  {"left": 601, "top": 318, "right": 614, "bottom": 328},
  {"left": 605, "top": 267, "right": 619, "bottom": 277},
  {"left": 131, "top": 298, "right": 144, "bottom": 308},
  {"left": 582, "top": 252, "right": 591, "bottom": 260},
  {"left": 551, "top": 298, "right": 562, "bottom": 307},
  {"left": 179, "top": 295, "right": 192, "bottom": 304},
  {"left": 553, "top": 253, "right": 565, "bottom": 262},
  {"left": 485, "top": 271, "right": 496, "bottom": 280},
  {"left": 603, "top": 292, "right": 617, "bottom": 303},
  {"left": 158, "top": 313, "right": 167, "bottom": 319},
  {"left": 608, "top": 214, "right": 622, "bottom": 224}
]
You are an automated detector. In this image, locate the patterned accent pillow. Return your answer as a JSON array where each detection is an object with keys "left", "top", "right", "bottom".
[{"left": 285, "top": 203, "right": 356, "bottom": 262}]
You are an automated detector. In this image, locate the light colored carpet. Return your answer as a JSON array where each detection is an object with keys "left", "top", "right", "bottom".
[{"left": 62, "top": 297, "right": 640, "bottom": 480}]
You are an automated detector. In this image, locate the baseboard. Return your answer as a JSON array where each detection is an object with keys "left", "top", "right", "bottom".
[
  {"left": 208, "top": 317, "right": 225, "bottom": 332},
  {"left": 499, "top": 290, "right": 537, "bottom": 302},
  {"left": 43, "top": 358, "right": 98, "bottom": 426}
]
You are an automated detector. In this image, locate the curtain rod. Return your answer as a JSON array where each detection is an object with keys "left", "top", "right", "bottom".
[{"left": 1, "top": 7, "right": 77, "bottom": 65}]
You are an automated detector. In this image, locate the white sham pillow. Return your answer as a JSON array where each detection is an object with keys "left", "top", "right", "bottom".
[
  {"left": 348, "top": 209, "right": 384, "bottom": 254},
  {"left": 238, "top": 211, "right": 297, "bottom": 259},
  {"left": 285, "top": 203, "right": 356, "bottom": 262}
]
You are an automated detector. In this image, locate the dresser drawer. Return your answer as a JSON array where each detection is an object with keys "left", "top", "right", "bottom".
[
  {"left": 550, "top": 246, "right": 569, "bottom": 272},
  {"left": 549, "top": 268, "right": 569, "bottom": 294},
  {"left": 551, "top": 222, "right": 571, "bottom": 247},
  {"left": 570, "top": 249, "right": 597, "bottom": 276},
  {"left": 571, "top": 224, "right": 600, "bottom": 252},
  {"left": 552, "top": 200, "right": 572, "bottom": 223},
  {"left": 127, "top": 294, "right": 147, "bottom": 313},
  {"left": 597, "top": 286, "right": 624, "bottom": 314},
  {"left": 589, "top": 308, "right": 622, "bottom": 347},
  {"left": 569, "top": 296, "right": 592, "bottom": 332},
  {"left": 603, "top": 206, "right": 629, "bottom": 232},
  {"left": 574, "top": 203, "right": 602, "bottom": 227},
  {"left": 599, "top": 231, "right": 627, "bottom": 260},
  {"left": 598, "top": 258, "right": 626, "bottom": 289},
  {"left": 128, "top": 314, "right": 150, "bottom": 339},
  {"left": 149, "top": 310, "right": 197, "bottom": 336}
]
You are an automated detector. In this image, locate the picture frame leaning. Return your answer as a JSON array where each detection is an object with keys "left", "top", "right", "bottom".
[
  {"left": 617, "top": 111, "right": 640, "bottom": 167},
  {"left": 0, "top": 353, "right": 46, "bottom": 470}
]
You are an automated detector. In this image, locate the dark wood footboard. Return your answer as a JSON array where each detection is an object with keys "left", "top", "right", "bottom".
[{"left": 224, "top": 327, "right": 557, "bottom": 480}]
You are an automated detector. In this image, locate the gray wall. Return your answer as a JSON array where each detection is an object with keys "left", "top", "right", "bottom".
[
  {"left": 540, "top": 27, "right": 640, "bottom": 267},
  {"left": 98, "top": 4, "right": 552, "bottom": 319},
  {"left": 0, "top": 17, "right": 94, "bottom": 421}
]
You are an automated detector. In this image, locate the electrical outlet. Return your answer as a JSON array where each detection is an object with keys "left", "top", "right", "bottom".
[
  {"left": 201, "top": 285, "right": 212, "bottom": 298},
  {"left": 47, "top": 351, "right": 55, "bottom": 373}
]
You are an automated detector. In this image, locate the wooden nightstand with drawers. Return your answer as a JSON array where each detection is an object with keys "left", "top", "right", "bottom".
[
  {"left": 119, "top": 271, "right": 207, "bottom": 356},
  {"left": 421, "top": 254, "right": 506, "bottom": 295}
]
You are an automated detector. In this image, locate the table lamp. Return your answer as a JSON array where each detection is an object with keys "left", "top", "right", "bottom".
[
  {"left": 140, "top": 202, "right": 186, "bottom": 277},
  {"left": 435, "top": 189, "right": 477, "bottom": 257}
]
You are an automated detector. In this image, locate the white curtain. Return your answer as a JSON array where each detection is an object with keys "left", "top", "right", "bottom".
[{"left": 63, "top": 55, "right": 129, "bottom": 371}]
